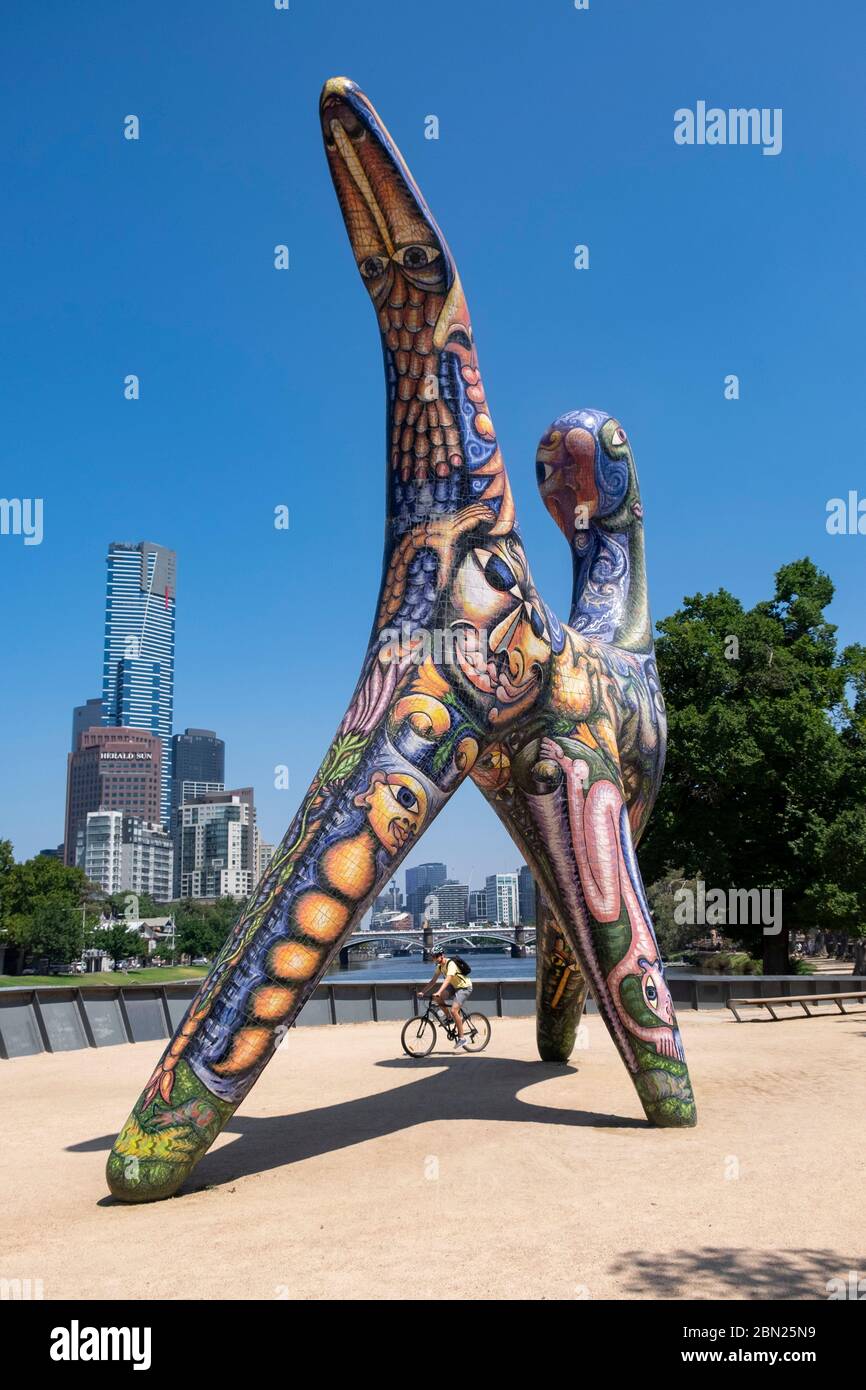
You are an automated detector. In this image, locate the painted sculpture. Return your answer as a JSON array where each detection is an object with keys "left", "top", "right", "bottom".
[{"left": 107, "top": 78, "right": 696, "bottom": 1202}]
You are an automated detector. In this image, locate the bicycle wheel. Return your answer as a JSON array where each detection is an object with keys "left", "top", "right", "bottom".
[
  {"left": 401, "top": 1015, "right": 437, "bottom": 1058},
  {"left": 461, "top": 1011, "right": 491, "bottom": 1053}
]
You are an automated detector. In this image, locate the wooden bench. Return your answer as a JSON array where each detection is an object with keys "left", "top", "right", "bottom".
[{"left": 727, "top": 989, "right": 866, "bottom": 1022}]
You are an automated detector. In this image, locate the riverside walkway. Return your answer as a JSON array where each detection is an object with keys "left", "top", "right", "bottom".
[{"left": 2, "top": 1011, "right": 862, "bottom": 1300}]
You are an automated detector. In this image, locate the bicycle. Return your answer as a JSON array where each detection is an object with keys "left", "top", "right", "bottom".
[{"left": 401, "top": 993, "right": 491, "bottom": 1057}]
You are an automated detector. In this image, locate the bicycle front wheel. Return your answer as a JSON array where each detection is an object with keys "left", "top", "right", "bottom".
[
  {"left": 401, "top": 1015, "right": 437, "bottom": 1058},
  {"left": 462, "top": 1011, "right": 491, "bottom": 1053}
]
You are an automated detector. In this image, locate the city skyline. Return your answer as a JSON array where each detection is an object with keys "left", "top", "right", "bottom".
[{"left": 2, "top": 2, "right": 862, "bottom": 892}]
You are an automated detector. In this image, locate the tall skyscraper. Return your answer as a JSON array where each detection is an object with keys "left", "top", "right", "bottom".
[
  {"left": 485, "top": 872, "right": 519, "bottom": 926},
  {"left": 64, "top": 727, "right": 162, "bottom": 867},
  {"left": 71, "top": 698, "right": 102, "bottom": 751},
  {"left": 517, "top": 864, "right": 537, "bottom": 924},
  {"left": 170, "top": 729, "right": 225, "bottom": 825},
  {"left": 405, "top": 862, "right": 447, "bottom": 925},
  {"left": 101, "top": 541, "right": 176, "bottom": 826}
]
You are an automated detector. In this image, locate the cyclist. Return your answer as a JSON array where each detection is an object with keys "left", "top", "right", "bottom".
[{"left": 418, "top": 950, "right": 473, "bottom": 1049}]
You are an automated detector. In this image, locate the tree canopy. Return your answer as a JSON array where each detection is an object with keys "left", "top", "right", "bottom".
[{"left": 641, "top": 559, "right": 866, "bottom": 972}]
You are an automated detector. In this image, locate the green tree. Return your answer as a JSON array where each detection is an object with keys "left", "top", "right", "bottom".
[
  {"left": 0, "top": 848, "right": 93, "bottom": 969},
  {"left": 25, "top": 897, "right": 85, "bottom": 963},
  {"left": 642, "top": 559, "right": 861, "bottom": 973},
  {"left": 645, "top": 874, "right": 703, "bottom": 960},
  {"left": 172, "top": 897, "right": 243, "bottom": 959},
  {"left": 87, "top": 921, "right": 144, "bottom": 970}
]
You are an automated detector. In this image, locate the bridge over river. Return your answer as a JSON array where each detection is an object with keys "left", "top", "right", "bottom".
[{"left": 340, "top": 924, "right": 535, "bottom": 967}]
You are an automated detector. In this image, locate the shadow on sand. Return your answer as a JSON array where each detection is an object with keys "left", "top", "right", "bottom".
[{"left": 73, "top": 1053, "right": 650, "bottom": 1200}]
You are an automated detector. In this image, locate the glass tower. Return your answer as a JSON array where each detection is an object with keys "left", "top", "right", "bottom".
[
  {"left": 101, "top": 541, "right": 176, "bottom": 827},
  {"left": 405, "top": 862, "right": 447, "bottom": 925}
]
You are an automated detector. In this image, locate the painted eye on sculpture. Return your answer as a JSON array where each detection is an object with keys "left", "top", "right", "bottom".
[
  {"left": 610, "top": 426, "right": 628, "bottom": 447},
  {"left": 393, "top": 244, "right": 440, "bottom": 270},
  {"left": 645, "top": 975, "right": 659, "bottom": 1007},
  {"left": 394, "top": 785, "right": 419, "bottom": 813},
  {"left": 536, "top": 461, "right": 554, "bottom": 485},
  {"left": 359, "top": 256, "right": 386, "bottom": 279},
  {"left": 477, "top": 551, "right": 516, "bottom": 593},
  {"left": 528, "top": 605, "right": 547, "bottom": 640}
]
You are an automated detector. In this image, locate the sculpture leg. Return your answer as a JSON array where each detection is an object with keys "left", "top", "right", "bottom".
[
  {"left": 470, "top": 759, "right": 587, "bottom": 1063},
  {"left": 476, "top": 733, "right": 696, "bottom": 1125},
  {"left": 535, "top": 887, "right": 588, "bottom": 1063},
  {"left": 107, "top": 662, "right": 483, "bottom": 1201}
]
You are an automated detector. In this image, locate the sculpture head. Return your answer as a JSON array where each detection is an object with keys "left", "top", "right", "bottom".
[{"left": 536, "top": 411, "right": 640, "bottom": 549}]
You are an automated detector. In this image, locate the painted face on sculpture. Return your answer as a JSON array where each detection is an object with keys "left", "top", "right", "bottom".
[
  {"left": 447, "top": 536, "right": 551, "bottom": 725},
  {"left": 355, "top": 771, "right": 428, "bottom": 853},
  {"left": 536, "top": 413, "right": 636, "bottom": 546},
  {"left": 637, "top": 956, "right": 675, "bottom": 1026},
  {"left": 320, "top": 90, "right": 450, "bottom": 301}
]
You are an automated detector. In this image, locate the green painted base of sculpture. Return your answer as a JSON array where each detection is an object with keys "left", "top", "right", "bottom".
[
  {"left": 106, "top": 1060, "right": 234, "bottom": 1203},
  {"left": 635, "top": 1052, "right": 697, "bottom": 1127}
]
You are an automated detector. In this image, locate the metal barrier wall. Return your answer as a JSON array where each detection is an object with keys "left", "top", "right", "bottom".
[{"left": 0, "top": 973, "right": 863, "bottom": 1059}]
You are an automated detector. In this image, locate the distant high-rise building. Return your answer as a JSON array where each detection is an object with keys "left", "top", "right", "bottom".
[
  {"left": 170, "top": 729, "right": 225, "bottom": 826},
  {"left": 71, "top": 698, "right": 103, "bottom": 751},
  {"left": 405, "top": 862, "right": 447, "bottom": 925},
  {"left": 178, "top": 787, "right": 256, "bottom": 900},
  {"left": 517, "top": 865, "right": 536, "bottom": 924},
  {"left": 101, "top": 541, "right": 176, "bottom": 826},
  {"left": 485, "top": 872, "right": 519, "bottom": 926},
  {"left": 257, "top": 841, "right": 276, "bottom": 880},
  {"left": 64, "top": 727, "right": 162, "bottom": 867},
  {"left": 430, "top": 880, "right": 469, "bottom": 925},
  {"left": 469, "top": 889, "right": 487, "bottom": 922},
  {"left": 170, "top": 780, "right": 225, "bottom": 895},
  {"left": 76, "top": 811, "right": 173, "bottom": 902}
]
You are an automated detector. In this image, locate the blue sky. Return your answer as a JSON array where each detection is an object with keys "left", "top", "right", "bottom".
[{"left": 1, "top": 0, "right": 864, "bottom": 892}]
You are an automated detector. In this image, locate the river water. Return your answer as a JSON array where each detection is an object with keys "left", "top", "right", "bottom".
[
  {"left": 324, "top": 951, "right": 692, "bottom": 984},
  {"left": 325, "top": 950, "right": 535, "bottom": 983}
]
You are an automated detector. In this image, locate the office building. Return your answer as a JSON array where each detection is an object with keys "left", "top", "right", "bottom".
[
  {"left": 101, "top": 540, "right": 176, "bottom": 825},
  {"left": 76, "top": 811, "right": 174, "bottom": 902},
  {"left": 257, "top": 841, "right": 276, "bottom": 879},
  {"left": 178, "top": 787, "right": 256, "bottom": 900},
  {"left": 405, "top": 862, "right": 447, "bottom": 926},
  {"left": 469, "top": 889, "right": 487, "bottom": 922},
  {"left": 170, "top": 779, "right": 225, "bottom": 894},
  {"left": 64, "top": 727, "right": 162, "bottom": 867},
  {"left": 518, "top": 864, "right": 537, "bottom": 924},
  {"left": 485, "top": 872, "right": 519, "bottom": 926},
  {"left": 430, "top": 880, "right": 469, "bottom": 925},
  {"left": 170, "top": 728, "right": 225, "bottom": 826},
  {"left": 71, "top": 698, "right": 103, "bottom": 751}
]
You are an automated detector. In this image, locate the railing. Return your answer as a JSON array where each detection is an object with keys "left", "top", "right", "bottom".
[{"left": 0, "top": 972, "right": 862, "bottom": 1059}]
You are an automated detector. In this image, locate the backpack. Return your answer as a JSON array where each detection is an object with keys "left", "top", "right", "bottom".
[{"left": 450, "top": 956, "right": 472, "bottom": 976}]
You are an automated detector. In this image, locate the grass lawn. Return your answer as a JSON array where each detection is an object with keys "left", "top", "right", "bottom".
[{"left": 0, "top": 966, "right": 209, "bottom": 989}]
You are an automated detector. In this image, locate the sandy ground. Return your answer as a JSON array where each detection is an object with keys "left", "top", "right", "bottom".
[{"left": 2, "top": 1009, "right": 864, "bottom": 1301}]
